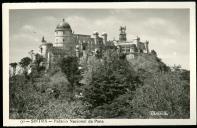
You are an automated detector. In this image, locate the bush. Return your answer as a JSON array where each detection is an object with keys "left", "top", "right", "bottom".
[
  {"left": 82, "top": 49, "right": 141, "bottom": 108},
  {"left": 9, "top": 75, "right": 50, "bottom": 119},
  {"left": 58, "top": 56, "right": 82, "bottom": 93},
  {"left": 36, "top": 100, "right": 90, "bottom": 119},
  {"left": 91, "top": 92, "right": 134, "bottom": 118},
  {"left": 131, "top": 71, "right": 190, "bottom": 118}
]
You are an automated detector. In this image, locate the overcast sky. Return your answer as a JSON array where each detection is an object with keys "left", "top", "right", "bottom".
[{"left": 9, "top": 9, "right": 190, "bottom": 69}]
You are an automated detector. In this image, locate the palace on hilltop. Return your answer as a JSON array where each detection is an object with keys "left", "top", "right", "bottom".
[{"left": 35, "top": 18, "right": 152, "bottom": 70}]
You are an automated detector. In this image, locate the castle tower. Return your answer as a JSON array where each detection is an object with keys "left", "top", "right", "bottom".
[
  {"left": 40, "top": 36, "right": 47, "bottom": 57},
  {"left": 136, "top": 36, "right": 141, "bottom": 53},
  {"left": 136, "top": 36, "right": 140, "bottom": 43},
  {"left": 54, "top": 18, "right": 73, "bottom": 48},
  {"left": 101, "top": 32, "right": 107, "bottom": 45},
  {"left": 39, "top": 36, "right": 53, "bottom": 59},
  {"left": 119, "top": 26, "right": 127, "bottom": 41},
  {"left": 93, "top": 31, "right": 99, "bottom": 45},
  {"left": 145, "top": 40, "right": 150, "bottom": 54}
]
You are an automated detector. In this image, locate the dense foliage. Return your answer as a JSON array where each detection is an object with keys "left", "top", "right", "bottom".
[
  {"left": 58, "top": 56, "right": 82, "bottom": 95},
  {"left": 9, "top": 50, "right": 190, "bottom": 119},
  {"left": 82, "top": 50, "right": 142, "bottom": 109},
  {"left": 19, "top": 57, "right": 32, "bottom": 69}
]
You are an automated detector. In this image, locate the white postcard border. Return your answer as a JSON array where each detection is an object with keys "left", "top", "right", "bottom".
[{"left": 3, "top": 2, "right": 196, "bottom": 126}]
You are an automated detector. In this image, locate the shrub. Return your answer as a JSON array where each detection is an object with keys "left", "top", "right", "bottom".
[
  {"left": 82, "top": 49, "right": 141, "bottom": 108},
  {"left": 36, "top": 100, "right": 90, "bottom": 119},
  {"left": 9, "top": 75, "right": 50, "bottom": 119},
  {"left": 91, "top": 92, "right": 134, "bottom": 118},
  {"left": 131, "top": 71, "right": 190, "bottom": 118},
  {"left": 58, "top": 56, "right": 82, "bottom": 93}
]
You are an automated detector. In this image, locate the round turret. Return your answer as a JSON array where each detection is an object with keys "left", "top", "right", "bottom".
[
  {"left": 101, "top": 32, "right": 107, "bottom": 45},
  {"left": 39, "top": 36, "right": 53, "bottom": 58},
  {"left": 54, "top": 18, "right": 73, "bottom": 48}
]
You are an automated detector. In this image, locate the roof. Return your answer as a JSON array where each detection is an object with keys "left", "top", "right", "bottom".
[
  {"left": 55, "top": 19, "right": 71, "bottom": 31},
  {"left": 39, "top": 42, "right": 53, "bottom": 48},
  {"left": 74, "top": 34, "right": 91, "bottom": 37}
]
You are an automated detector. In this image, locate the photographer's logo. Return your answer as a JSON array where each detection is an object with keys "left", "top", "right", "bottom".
[{"left": 150, "top": 111, "right": 168, "bottom": 116}]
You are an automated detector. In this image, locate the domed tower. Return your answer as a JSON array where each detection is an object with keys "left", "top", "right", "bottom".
[{"left": 54, "top": 18, "right": 73, "bottom": 48}]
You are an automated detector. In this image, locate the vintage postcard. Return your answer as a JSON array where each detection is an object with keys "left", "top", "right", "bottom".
[{"left": 3, "top": 2, "right": 196, "bottom": 126}]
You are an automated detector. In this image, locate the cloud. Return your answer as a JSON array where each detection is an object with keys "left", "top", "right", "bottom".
[
  {"left": 142, "top": 17, "right": 181, "bottom": 37},
  {"left": 66, "top": 15, "right": 128, "bottom": 39},
  {"left": 9, "top": 32, "right": 40, "bottom": 63},
  {"left": 44, "top": 16, "right": 57, "bottom": 22},
  {"left": 12, "top": 33, "right": 39, "bottom": 42},
  {"left": 146, "top": 17, "right": 167, "bottom": 26},
  {"left": 173, "top": 52, "right": 177, "bottom": 56},
  {"left": 20, "top": 24, "right": 44, "bottom": 35},
  {"left": 162, "top": 38, "right": 177, "bottom": 46},
  {"left": 21, "top": 25, "right": 35, "bottom": 31},
  {"left": 159, "top": 52, "right": 189, "bottom": 69}
]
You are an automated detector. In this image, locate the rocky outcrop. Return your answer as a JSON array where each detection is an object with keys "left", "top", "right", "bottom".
[{"left": 127, "top": 53, "right": 169, "bottom": 74}]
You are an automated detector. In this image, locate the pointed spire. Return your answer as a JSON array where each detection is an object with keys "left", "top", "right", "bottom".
[{"left": 41, "top": 36, "right": 46, "bottom": 43}]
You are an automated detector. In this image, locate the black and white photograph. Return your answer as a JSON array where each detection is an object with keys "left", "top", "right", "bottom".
[{"left": 3, "top": 2, "right": 196, "bottom": 126}]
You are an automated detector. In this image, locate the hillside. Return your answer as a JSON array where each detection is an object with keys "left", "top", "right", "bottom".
[
  {"left": 9, "top": 51, "right": 190, "bottom": 119},
  {"left": 126, "top": 53, "right": 169, "bottom": 73}
]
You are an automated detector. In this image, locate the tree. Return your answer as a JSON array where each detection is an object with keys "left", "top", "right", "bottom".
[
  {"left": 10, "top": 62, "right": 18, "bottom": 76},
  {"left": 131, "top": 71, "right": 190, "bottom": 118},
  {"left": 82, "top": 49, "right": 141, "bottom": 108},
  {"left": 59, "top": 56, "right": 81, "bottom": 94},
  {"left": 80, "top": 55, "right": 103, "bottom": 85},
  {"left": 34, "top": 53, "right": 46, "bottom": 72},
  {"left": 19, "top": 57, "right": 32, "bottom": 75},
  {"left": 151, "top": 50, "right": 157, "bottom": 56}
]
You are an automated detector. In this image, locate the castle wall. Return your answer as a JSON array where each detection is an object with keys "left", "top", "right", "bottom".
[
  {"left": 137, "top": 42, "right": 146, "bottom": 53},
  {"left": 74, "top": 34, "right": 91, "bottom": 46}
]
